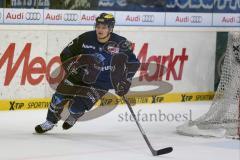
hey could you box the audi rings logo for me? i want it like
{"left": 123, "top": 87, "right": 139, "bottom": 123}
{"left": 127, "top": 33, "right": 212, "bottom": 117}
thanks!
{"left": 25, "top": 12, "right": 41, "bottom": 20}
{"left": 64, "top": 13, "right": 79, "bottom": 21}
{"left": 142, "top": 15, "right": 155, "bottom": 23}
{"left": 237, "top": 16, "right": 240, "bottom": 23}
{"left": 190, "top": 16, "right": 202, "bottom": 23}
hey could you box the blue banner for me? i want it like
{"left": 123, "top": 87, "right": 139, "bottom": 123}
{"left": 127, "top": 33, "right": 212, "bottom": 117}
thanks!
{"left": 95, "top": 0, "right": 240, "bottom": 13}
{"left": 97, "top": 0, "right": 166, "bottom": 12}
{"left": 213, "top": 0, "right": 240, "bottom": 13}
{"left": 166, "top": 0, "right": 214, "bottom": 12}
{"left": 93, "top": 0, "right": 240, "bottom": 13}
{"left": 10, "top": 0, "right": 50, "bottom": 9}
{"left": 0, "top": 0, "right": 3, "bottom": 7}
{"left": 6, "top": 0, "right": 240, "bottom": 13}
{"left": 166, "top": 0, "right": 240, "bottom": 13}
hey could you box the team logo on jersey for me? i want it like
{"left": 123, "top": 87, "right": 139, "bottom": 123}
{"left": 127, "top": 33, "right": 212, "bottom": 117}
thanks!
{"left": 104, "top": 41, "right": 119, "bottom": 54}
{"left": 107, "top": 46, "right": 119, "bottom": 54}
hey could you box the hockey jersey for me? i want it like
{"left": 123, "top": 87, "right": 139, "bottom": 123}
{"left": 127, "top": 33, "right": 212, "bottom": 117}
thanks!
{"left": 60, "top": 30, "right": 140, "bottom": 90}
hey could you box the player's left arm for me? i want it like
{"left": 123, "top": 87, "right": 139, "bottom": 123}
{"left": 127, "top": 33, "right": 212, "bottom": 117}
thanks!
{"left": 122, "top": 40, "right": 140, "bottom": 80}
{"left": 113, "top": 40, "right": 140, "bottom": 96}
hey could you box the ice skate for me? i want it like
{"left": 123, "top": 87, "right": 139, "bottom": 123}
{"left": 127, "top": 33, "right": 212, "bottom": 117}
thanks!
{"left": 62, "top": 112, "right": 84, "bottom": 130}
{"left": 35, "top": 120, "right": 55, "bottom": 134}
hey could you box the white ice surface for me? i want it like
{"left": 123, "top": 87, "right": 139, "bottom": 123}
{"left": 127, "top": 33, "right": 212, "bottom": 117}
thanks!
{"left": 0, "top": 101, "right": 239, "bottom": 160}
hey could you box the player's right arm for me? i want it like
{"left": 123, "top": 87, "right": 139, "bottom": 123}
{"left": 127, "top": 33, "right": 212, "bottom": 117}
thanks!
{"left": 60, "top": 34, "right": 85, "bottom": 67}
{"left": 59, "top": 34, "right": 87, "bottom": 84}
{"left": 60, "top": 33, "right": 101, "bottom": 84}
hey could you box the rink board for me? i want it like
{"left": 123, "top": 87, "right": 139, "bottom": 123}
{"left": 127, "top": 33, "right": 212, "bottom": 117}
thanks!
{"left": 0, "top": 92, "right": 214, "bottom": 111}
{"left": 0, "top": 25, "right": 218, "bottom": 110}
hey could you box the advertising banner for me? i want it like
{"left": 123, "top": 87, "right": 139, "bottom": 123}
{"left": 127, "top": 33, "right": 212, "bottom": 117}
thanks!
{"left": 119, "top": 30, "right": 216, "bottom": 93}
{"left": 213, "top": 13, "right": 240, "bottom": 26}
{"left": 10, "top": 0, "right": 50, "bottom": 9}
{"left": 166, "top": 0, "right": 240, "bottom": 13}
{"left": 166, "top": 0, "right": 214, "bottom": 12}
{"left": 166, "top": 12, "right": 212, "bottom": 26}
{"left": 49, "top": 0, "right": 240, "bottom": 13}
{"left": 115, "top": 11, "right": 165, "bottom": 26}
{"left": 43, "top": 9, "right": 81, "bottom": 25}
{"left": 213, "top": 0, "right": 240, "bottom": 13}
{"left": 0, "top": 8, "right": 239, "bottom": 27}
{"left": 0, "top": 8, "right": 3, "bottom": 23}
{"left": 0, "top": 30, "right": 48, "bottom": 100}
{"left": 0, "top": 28, "right": 216, "bottom": 101}
{"left": 79, "top": 10, "right": 115, "bottom": 25}
{"left": 3, "top": 8, "right": 44, "bottom": 24}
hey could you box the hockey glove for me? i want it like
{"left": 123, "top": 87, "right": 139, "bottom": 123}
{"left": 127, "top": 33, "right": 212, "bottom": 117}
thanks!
{"left": 63, "top": 56, "right": 82, "bottom": 76}
{"left": 115, "top": 78, "right": 131, "bottom": 96}
{"left": 63, "top": 55, "right": 101, "bottom": 84}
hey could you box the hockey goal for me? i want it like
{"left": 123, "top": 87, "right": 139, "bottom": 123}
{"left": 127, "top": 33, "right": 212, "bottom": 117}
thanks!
{"left": 177, "top": 32, "right": 240, "bottom": 138}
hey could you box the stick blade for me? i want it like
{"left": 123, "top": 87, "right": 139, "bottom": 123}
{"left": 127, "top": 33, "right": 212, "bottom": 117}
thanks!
{"left": 153, "top": 147, "right": 173, "bottom": 156}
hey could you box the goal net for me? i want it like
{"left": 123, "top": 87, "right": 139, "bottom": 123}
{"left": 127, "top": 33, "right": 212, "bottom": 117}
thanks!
{"left": 177, "top": 32, "right": 240, "bottom": 138}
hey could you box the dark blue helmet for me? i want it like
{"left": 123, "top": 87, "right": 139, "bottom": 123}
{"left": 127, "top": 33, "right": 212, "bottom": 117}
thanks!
{"left": 95, "top": 13, "right": 115, "bottom": 29}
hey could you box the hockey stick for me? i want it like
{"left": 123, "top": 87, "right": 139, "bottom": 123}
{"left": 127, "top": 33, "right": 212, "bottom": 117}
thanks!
{"left": 122, "top": 95, "right": 173, "bottom": 156}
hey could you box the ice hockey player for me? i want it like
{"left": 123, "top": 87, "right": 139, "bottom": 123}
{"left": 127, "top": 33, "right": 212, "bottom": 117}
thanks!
{"left": 35, "top": 13, "right": 140, "bottom": 133}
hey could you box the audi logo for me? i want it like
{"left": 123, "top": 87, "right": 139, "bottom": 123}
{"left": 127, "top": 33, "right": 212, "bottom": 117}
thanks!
{"left": 64, "top": 13, "right": 79, "bottom": 21}
{"left": 25, "top": 12, "right": 41, "bottom": 20}
{"left": 237, "top": 16, "right": 240, "bottom": 23}
{"left": 190, "top": 16, "right": 202, "bottom": 23}
{"left": 142, "top": 15, "right": 155, "bottom": 23}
